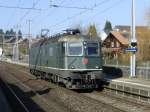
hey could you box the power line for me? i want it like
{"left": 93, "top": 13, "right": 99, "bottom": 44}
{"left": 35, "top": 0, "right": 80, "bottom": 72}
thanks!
{"left": 0, "top": 5, "right": 41, "bottom": 10}
{"left": 34, "top": 0, "right": 68, "bottom": 34}
{"left": 86, "top": 0, "right": 123, "bottom": 22}
{"left": 16, "top": 0, "right": 41, "bottom": 25}
{"left": 7, "top": 0, "right": 22, "bottom": 28}
{"left": 50, "top": 0, "right": 123, "bottom": 34}
{"left": 49, "top": 0, "right": 112, "bottom": 28}
{"left": 36, "top": 0, "right": 67, "bottom": 23}
{"left": 8, "top": 0, "right": 41, "bottom": 40}
{"left": 35, "top": 0, "right": 112, "bottom": 34}
{"left": 50, "top": 4, "right": 93, "bottom": 10}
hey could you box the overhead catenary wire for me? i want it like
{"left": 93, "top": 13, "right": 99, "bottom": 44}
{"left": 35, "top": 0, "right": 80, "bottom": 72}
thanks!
{"left": 50, "top": 4, "right": 93, "bottom": 10}
{"left": 86, "top": 0, "right": 123, "bottom": 23}
{"left": 35, "top": 0, "right": 112, "bottom": 35}
{"left": 49, "top": 0, "right": 112, "bottom": 28}
{"left": 5, "top": 0, "right": 125, "bottom": 37}
{"left": 7, "top": 0, "right": 22, "bottom": 27}
{"left": 34, "top": 0, "right": 67, "bottom": 24}
{"left": 50, "top": 0, "right": 123, "bottom": 34}
{"left": 0, "top": 5, "right": 41, "bottom": 10}
{"left": 9, "top": 0, "right": 41, "bottom": 40}
{"left": 34, "top": 0, "right": 68, "bottom": 34}
{"left": 16, "top": 0, "right": 41, "bottom": 26}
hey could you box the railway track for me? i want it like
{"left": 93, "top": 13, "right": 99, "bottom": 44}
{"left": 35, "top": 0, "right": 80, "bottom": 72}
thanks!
{"left": 1, "top": 62, "right": 123, "bottom": 112}
{"left": 0, "top": 78, "right": 29, "bottom": 112}
{"left": 0, "top": 62, "right": 69, "bottom": 112}
{"left": 1, "top": 62, "right": 150, "bottom": 112}
{"left": 82, "top": 91, "right": 150, "bottom": 112}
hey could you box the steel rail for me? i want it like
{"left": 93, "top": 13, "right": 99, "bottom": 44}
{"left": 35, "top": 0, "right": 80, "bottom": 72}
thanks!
{"left": 0, "top": 78, "right": 30, "bottom": 112}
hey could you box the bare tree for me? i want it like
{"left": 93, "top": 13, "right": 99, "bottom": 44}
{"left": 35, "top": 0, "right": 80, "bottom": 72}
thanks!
{"left": 87, "top": 24, "right": 98, "bottom": 37}
{"left": 145, "top": 8, "right": 150, "bottom": 26}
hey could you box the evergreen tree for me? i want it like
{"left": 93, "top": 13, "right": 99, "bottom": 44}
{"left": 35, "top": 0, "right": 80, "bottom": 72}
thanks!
{"left": 5, "top": 30, "right": 10, "bottom": 39}
{"left": 87, "top": 24, "right": 98, "bottom": 37}
{"left": 18, "top": 30, "right": 22, "bottom": 39}
{"left": 9, "top": 28, "right": 15, "bottom": 38}
{"left": 104, "top": 21, "right": 112, "bottom": 34}
{"left": 36, "top": 34, "right": 40, "bottom": 39}
{"left": 0, "top": 29, "right": 4, "bottom": 34}
{"left": 5, "top": 28, "right": 16, "bottom": 39}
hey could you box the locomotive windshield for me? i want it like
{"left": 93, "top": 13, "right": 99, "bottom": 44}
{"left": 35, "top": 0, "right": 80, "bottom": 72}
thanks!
{"left": 87, "top": 43, "right": 99, "bottom": 56}
{"left": 68, "top": 42, "right": 83, "bottom": 56}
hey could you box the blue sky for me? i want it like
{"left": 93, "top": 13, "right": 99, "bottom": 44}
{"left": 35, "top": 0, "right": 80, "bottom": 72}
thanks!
{"left": 0, "top": 0, "right": 149, "bottom": 37}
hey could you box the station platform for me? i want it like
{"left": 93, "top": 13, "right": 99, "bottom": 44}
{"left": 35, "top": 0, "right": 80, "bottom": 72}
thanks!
{"left": 0, "top": 86, "right": 12, "bottom": 112}
{"left": 104, "top": 77, "right": 150, "bottom": 102}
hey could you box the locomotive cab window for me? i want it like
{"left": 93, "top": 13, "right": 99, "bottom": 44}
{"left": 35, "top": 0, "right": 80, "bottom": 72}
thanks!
{"left": 87, "top": 43, "right": 99, "bottom": 56}
{"left": 68, "top": 42, "right": 83, "bottom": 56}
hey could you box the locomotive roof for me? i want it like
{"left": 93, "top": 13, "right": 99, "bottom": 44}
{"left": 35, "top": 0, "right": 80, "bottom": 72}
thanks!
{"left": 31, "top": 34, "right": 101, "bottom": 47}
{"left": 58, "top": 34, "right": 100, "bottom": 42}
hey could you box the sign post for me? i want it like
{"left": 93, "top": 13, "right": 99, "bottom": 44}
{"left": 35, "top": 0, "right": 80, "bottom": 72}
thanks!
{"left": 130, "top": 0, "right": 137, "bottom": 77}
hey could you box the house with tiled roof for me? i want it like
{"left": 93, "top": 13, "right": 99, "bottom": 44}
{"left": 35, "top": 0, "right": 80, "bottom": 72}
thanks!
{"left": 114, "top": 25, "right": 150, "bottom": 38}
{"left": 102, "top": 31, "right": 129, "bottom": 59}
{"left": 114, "top": 25, "right": 150, "bottom": 32}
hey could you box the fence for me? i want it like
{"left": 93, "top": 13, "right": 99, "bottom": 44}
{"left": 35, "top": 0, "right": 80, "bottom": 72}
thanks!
{"left": 103, "top": 64, "right": 150, "bottom": 80}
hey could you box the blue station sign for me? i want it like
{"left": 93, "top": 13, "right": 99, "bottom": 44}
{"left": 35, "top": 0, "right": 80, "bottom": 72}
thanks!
{"left": 125, "top": 48, "right": 137, "bottom": 52}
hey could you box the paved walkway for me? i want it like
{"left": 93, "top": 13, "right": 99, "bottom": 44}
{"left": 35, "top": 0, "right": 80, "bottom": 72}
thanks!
{"left": 105, "top": 77, "right": 150, "bottom": 101}
{"left": 109, "top": 77, "right": 150, "bottom": 87}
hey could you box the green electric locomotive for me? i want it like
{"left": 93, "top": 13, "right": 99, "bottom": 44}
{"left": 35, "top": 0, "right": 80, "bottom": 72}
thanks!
{"left": 29, "top": 29, "right": 103, "bottom": 89}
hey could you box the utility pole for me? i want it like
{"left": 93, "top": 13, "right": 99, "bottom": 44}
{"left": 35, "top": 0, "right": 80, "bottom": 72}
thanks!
{"left": 130, "top": 0, "right": 137, "bottom": 77}
{"left": 2, "top": 34, "right": 4, "bottom": 56}
{"left": 28, "top": 20, "right": 32, "bottom": 49}
{"left": 27, "top": 20, "right": 32, "bottom": 64}
{"left": 16, "top": 27, "right": 19, "bottom": 62}
{"left": 13, "top": 25, "right": 20, "bottom": 62}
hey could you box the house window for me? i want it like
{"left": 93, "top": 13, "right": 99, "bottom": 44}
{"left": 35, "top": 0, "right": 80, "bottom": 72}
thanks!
{"left": 111, "top": 42, "right": 114, "bottom": 47}
{"left": 116, "top": 41, "right": 120, "bottom": 47}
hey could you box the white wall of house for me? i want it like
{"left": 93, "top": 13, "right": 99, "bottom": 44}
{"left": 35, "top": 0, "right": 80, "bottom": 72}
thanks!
{"left": 100, "top": 31, "right": 107, "bottom": 41}
{"left": 0, "top": 48, "right": 2, "bottom": 56}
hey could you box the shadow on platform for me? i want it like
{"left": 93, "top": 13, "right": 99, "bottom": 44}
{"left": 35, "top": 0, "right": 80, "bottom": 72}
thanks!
{"left": 103, "top": 66, "right": 123, "bottom": 79}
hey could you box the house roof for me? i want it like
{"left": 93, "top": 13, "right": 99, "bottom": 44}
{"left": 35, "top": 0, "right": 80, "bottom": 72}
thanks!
{"left": 5, "top": 37, "right": 22, "bottom": 43}
{"left": 4, "top": 37, "right": 16, "bottom": 43}
{"left": 18, "top": 38, "right": 29, "bottom": 44}
{"left": 114, "top": 25, "right": 150, "bottom": 32}
{"left": 114, "top": 25, "right": 130, "bottom": 31}
{"left": 106, "top": 31, "right": 129, "bottom": 45}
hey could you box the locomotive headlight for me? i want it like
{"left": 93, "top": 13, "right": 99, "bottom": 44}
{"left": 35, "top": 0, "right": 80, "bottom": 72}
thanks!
{"left": 71, "top": 66, "right": 75, "bottom": 69}
{"left": 95, "top": 66, "right": 99, "bottom": 69}
{"left": 83, "top": 41, "right": 87, "bottom": 45}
